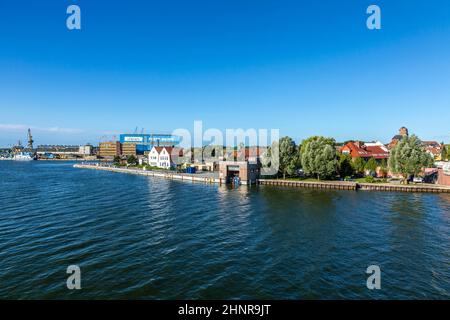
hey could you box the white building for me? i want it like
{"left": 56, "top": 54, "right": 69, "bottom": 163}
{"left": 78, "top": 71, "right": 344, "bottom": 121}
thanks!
{"left": 78, "top": 144, "right": 93, "bottom": 155}
{"left": 148, "top": 146, "right": 183, "bottom": 169}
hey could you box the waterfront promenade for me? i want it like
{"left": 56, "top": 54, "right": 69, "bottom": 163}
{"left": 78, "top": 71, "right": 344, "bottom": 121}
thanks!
{"left": 74, "top": 163, "right": 221, "bottom": 184}
{"left": 74, "top": 163, "right": 450, "bottom": 193}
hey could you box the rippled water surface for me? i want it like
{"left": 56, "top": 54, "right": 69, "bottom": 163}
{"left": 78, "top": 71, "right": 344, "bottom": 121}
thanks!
{"left": 0, "top": 161, "right": 449, "bottom": 299}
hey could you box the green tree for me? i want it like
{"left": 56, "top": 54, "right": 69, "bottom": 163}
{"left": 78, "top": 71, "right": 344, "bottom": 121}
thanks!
{"left": 441, "top": 143, "right": 448, "bottom": 161}
{"left": 338, "top": 153, "right": 355, "bottom": 178}
{"left": 300, "top": 136, "right": 336, "bottom": 155}
{"left": 278, "top": 136, "right": 299, "bottom": 179}
{"left": 113, "top": 155, "right": 121, "bottom": 165}
{"left": 353, "top": 157, "right": 366, "bottom": 175}
{"left": 388, "top": 135, "right": 434, "bottom": 183}
{"left": 301, "top": 136, "right": 337, "bottom": 180}
{"left": 364, "top": 157, "right": 378, "bottom": 174}
{"left": 127, "top": 155, "right": 138, "bottom": 165}
{"left": 378, "top": 158, "right": 388, "bottom": 178}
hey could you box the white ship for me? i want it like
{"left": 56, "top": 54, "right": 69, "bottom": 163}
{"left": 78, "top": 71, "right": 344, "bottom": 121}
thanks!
{"left": 5, "top": 129, "right": 37, "bottom": 161}
{"left": 12, "top": 152, "right": 34, "bottom": 161}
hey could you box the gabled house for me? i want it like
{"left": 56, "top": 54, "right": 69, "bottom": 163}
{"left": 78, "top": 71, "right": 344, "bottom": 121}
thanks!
{"left": 148, "top": 146, "right": 183, "bottom": 169}
{"left": 363, "top": 141, "right": 389, "bottom": 152}
{"left": 364, "top": 146, "right": 390, "bottom": 159}
{"left": 340, "top": 141, "right": 389, "bottom": 160}
{"left": 340, "top": 141, "right": 390, "bottom": 177}
{"left": 340, "top": 141, "right": 372, "bottom": 159}
{"left": 422, "top": 141, "right": 442, "bottom": 160}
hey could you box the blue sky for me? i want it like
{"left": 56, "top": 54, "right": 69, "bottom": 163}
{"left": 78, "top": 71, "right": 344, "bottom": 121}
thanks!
{"left": 0, "top": 0, "right": 450, "bottom": 146}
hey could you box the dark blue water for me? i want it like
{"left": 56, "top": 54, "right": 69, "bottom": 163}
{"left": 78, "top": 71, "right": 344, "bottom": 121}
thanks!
{"left": 0, "top": 161, "right": 449, "bottom": 299}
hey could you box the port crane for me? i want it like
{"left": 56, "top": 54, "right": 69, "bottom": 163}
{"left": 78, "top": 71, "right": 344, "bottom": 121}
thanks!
{"left": 27, "top": 128, "right": 34, "bottom": 150}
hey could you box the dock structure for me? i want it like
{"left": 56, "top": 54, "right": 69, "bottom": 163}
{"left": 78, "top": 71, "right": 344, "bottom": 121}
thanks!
{"left": 258, "top": 179, "right": 450, "bottom": 193}
{"left": 73, "top": 163, "right": 222, "bottom": 185}
{"left": 258, "top": 179, "right": 357, "bottom": 190}
{"left": 356, "top": 182, "right": 450, "bottom": 193}
{"left": 73, "top": 164, "right": 450, "bottom": 193}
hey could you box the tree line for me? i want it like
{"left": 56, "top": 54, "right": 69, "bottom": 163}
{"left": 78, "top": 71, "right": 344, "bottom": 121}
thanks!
{"left": 271, "top": 135, "right": 434, "bottom": 182}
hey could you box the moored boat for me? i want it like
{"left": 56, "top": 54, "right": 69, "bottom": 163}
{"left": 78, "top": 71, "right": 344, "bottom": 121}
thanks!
{"left": 12, "top": 152, "right": 35, "bottom": 161}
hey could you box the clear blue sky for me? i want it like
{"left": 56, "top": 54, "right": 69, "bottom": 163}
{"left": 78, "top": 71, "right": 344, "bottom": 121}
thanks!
{"left": 1, "top": 0, "right": 450, "bottom": 146}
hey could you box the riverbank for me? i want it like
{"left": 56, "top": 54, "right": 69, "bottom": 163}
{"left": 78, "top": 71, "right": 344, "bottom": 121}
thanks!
{"left": 74, "top": 163, "right": 450, "bottom": 193}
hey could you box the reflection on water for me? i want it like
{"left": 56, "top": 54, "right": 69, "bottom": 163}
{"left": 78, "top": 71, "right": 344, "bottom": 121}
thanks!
{"left": 0, "top": 161, "right": 449, "bottom": 299}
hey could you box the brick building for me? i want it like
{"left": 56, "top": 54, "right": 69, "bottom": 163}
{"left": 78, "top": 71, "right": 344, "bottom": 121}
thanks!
{"left": 218, "top": 160, "right": 260, "bottom": 185}
{"left": 438, "top": 164, "right": 450, "bottom": 186}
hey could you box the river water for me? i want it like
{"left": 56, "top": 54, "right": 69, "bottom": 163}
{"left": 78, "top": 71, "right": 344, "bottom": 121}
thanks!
{"left": 0, "top": 161, "right": 449, "bottom": 299}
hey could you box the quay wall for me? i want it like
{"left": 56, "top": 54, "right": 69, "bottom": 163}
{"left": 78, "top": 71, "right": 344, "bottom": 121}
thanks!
{"left": 73, "top": 164, "right": 450, "bottom": 193}
{"left": 258, "top": 179, "right": 357, "bottom": 191}
{"left": 258, "top": 179, "right": 450, "bottom": 193}
{"left": 73, "top": 164, "right": 222, "bottom": 184}
{"left": 356, "top": 182, "right": 450, "bottom": 193}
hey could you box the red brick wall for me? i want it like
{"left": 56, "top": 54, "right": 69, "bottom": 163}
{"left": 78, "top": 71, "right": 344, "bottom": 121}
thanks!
{"left": 438, "top": 169, "right": 450, "bottom": 186}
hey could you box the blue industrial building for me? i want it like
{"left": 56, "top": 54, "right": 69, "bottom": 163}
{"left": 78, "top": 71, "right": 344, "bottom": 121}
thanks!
{"left": 119, "top": 134, "right": 180, "bottom": 154}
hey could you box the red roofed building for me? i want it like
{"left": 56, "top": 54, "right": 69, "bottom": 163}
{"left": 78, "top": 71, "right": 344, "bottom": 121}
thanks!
{"left": 422, "top": 141, "right": 443, "bottom": 160}
{"left": 388, "top": 127, "right": 409, "bottom": 149}
{"left": 341, "top": 141, "right": 389, "bottom": 160}
{"left": 231, "top": 146, "right": 266, "bottom": 162}
{"left": 364, "top": 145, "right": 390, "bottom": 159}
{"left": 340, "top": 142, "right": 367, "bottom": 158}
{"left": 340, "top": 141, "right": 390, "bottom": 177}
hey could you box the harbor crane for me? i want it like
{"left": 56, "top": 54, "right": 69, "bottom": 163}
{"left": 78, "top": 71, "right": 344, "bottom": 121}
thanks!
{"left": 27, "top": 128, "right": 34, "bottom": 150}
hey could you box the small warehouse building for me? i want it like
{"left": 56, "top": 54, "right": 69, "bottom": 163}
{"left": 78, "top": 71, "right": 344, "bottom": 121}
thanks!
{"left": 219, "top": 160, "right": 260, "bottom": 185}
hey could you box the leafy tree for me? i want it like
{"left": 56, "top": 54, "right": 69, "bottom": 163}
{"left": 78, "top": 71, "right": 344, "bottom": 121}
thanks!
{"left": 113, "top": 155, "right": 121, "bottom": 165}
{"left": 338, "top": 153, "right": 355, "bottom": 178}
{"left": 301, "top": 136, "right": 337, "bottom": 180}
{"left": 378, "top": 158, "right": 388, "bottom": 178}
{"left": 441, "top": 143, "right": 448, "bottom": 161}
{"left": 388, "top": 134, "right": 434, "bottom": 183}
{"left": 300, "top": 136, "right": 336, "bottom": 155}
{"left": 364, "top": 157, "right": 378, "bottom": 173}
{"left": 278, "top": 136, "right": 299, "bottom": 179}
{"left": 353, "top": 157, "right": 366, "bottom": 175}
{"left": 127, "top": 155, "right": 138, "bottom": 165}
